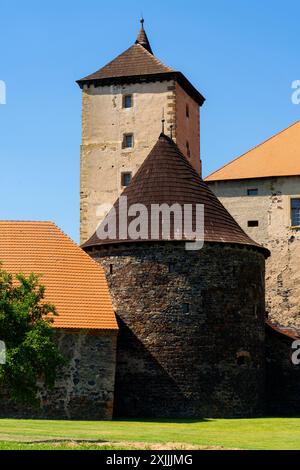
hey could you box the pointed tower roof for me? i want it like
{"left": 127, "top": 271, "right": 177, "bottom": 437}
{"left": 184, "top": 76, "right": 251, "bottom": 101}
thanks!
{"left": 77, "top": 20, "right": 205, "bottom": 106}
{"left": 82, "top": 134, "right": 269, "bottom": 257}
{"left": 135, "top": 17, "right": 153, "bottom": 54}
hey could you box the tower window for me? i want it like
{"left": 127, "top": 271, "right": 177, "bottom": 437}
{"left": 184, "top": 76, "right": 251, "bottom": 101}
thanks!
{"left": 168, "top": 262, "right": 175, "bottom": 273}
{"left": 109, "top": 264, "right": 113, "bottom": 274}
{"left": 291, "top": 198, "right": 300, "bottom": 226}
{"left": 186, "top": 141, "right": 191, "bottom": 158}
{"left": 121, "top": 172, "right": 132, "bottom": 187}
{"left": 247, "top": 188, "right": 258, "bottom": 196}
{"left": 248, "top": 220, "right": 259, "bottom": 227}
{"left": 123, "top": 94, "right": 133, "bottom": 109}
{"left": 186, "top": 104, "right": 189, "bottom": 118}
{"left": 182, "top": 303, "right": 190, "bottom": 314}
{"left": 123, "top": 133, "right": 134, "bottom": 149}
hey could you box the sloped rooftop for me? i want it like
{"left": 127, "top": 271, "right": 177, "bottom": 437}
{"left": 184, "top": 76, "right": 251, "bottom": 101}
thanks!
{"left": 82, "top": 134, "right": 269, "bottom": 257}
{"left": 205, "top": 120, "right": 300, "bottom": 181}
{"left": 0, "top": 221, "right": 117, "bottom": 330}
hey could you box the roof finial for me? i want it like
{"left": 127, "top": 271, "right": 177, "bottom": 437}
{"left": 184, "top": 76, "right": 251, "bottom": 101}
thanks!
{"left": 135, "top": 17, "right": 153, "bottom": 54}
{"left": 161, "top": 109, "right": 165, "bottom": 134}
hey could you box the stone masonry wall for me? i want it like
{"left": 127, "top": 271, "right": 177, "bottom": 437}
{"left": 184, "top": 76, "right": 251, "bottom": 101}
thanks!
{"left": 266, "top": 325, "right": 300, "bottom": 415}
{"left": 207, "top": 176, "right": 300, "bottom": 328}
{"left": 90, "top": 242, "right": 266, "bottom": 418}
{"left": 0, "top": 331, "right": 117, "bottom": 420}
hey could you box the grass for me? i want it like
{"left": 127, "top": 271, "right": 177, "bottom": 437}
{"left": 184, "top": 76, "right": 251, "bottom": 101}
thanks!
{"left": 0, "top": 417, "right": 300, "bottom": 450}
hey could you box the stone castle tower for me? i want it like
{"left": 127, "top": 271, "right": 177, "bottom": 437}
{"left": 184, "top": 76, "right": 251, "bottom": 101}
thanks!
{"left": 77, "top": 19, "right": 205, "bottom": 244}
{"left": 83, "top": 134, "right": 269, "bottom": 418}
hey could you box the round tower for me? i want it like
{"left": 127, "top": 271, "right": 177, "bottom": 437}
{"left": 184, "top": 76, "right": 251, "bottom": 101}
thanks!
{"left": 83, "top": 134, "right": 270, "bottom": 418}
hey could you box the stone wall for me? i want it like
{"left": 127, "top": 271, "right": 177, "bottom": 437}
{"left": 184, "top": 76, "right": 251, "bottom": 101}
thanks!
{"left": 80, "top": 81, "right": 201, "bottom": 243}
{"left": 207, "top": 176, "right": 300, "bottom": 328}
{"left": 90, "top": 242, "right": 266, "bottom": 418}
{"left": 0, "top": 330, "right": 117, "bottom": 420}
{"left": 266, "top": 323, "right": 300, "bottom": 415}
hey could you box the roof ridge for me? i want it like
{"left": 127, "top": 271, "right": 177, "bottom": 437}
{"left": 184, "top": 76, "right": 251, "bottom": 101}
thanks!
{"left": 205, "top": 120, "right": 300, "bottom": 181}
{"left": 135, "top": 43, "right": 174, "bottom": 71}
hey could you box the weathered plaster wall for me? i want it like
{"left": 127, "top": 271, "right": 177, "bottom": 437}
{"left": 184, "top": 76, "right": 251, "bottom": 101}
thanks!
{"left": 0, "top": 331, "right": 117, "bottom": 420}
{"left": 90, "top": 242, "right": 266, "bottom": 418}
{"left": 80, "top": 81, "right": 200, "bottom": 243}
{"left": 207, "top": 176, "right": 300, "bottom": 328}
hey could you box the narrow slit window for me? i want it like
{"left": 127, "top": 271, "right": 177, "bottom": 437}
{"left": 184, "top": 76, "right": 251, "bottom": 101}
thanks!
{"left": 248, "top": 220, "right": 259, "bottom": 227}
{"left": 109, "top": 264, "right": 113, "bottom": 274}
{"left": 186, "top": 104, "right": 190, "bottom": 118}
{"left": 186, "top": 141, "right": 191, "bottom": 158}
{"left": 123, "top": 94, "right": 133, "bottom": 109}
{"left": 121, "top": 172, "right": 132, "bottom": 187}
{"left": 182, "top": 303, "right": 190, "bottom": 314}
{"left": 291, "top": 198, "right": 300, "bottom": 226}
{"left": 168, "top": 262, "right": 175, "bottom": 273}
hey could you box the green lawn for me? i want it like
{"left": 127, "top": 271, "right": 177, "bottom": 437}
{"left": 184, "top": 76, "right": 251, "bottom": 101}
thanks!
{"left": 0, "top": 417, "right": 299, "bottom": 450}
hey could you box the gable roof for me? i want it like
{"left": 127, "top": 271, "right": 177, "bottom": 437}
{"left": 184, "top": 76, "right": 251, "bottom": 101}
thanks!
{"left": 82, "top": 134, "right": 269, "bottom": 257}
{"left": 0, "top": 221, "right": 117, "bottom": 331}
{"left": 205, "top": 120, "right": 300, "bottom": 182}
{"left": 76, "top": 24, "right": 205, "bottom": 106}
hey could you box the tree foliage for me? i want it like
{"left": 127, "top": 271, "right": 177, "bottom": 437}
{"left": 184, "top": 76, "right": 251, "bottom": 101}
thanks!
{"left": 0, "top": 268, "right": 65, "bottom": 405}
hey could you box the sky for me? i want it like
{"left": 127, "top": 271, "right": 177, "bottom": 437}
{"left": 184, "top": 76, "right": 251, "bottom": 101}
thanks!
{"left": 0, "top": 0, "right": 299, "bottom": 242}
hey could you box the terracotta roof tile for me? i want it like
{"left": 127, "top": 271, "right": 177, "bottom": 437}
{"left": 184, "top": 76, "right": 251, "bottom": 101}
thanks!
{"left": 205, "top": 120, "right": 300, "bottom": 181}
{"left": 82, "top": 134, "right": 269, "bottom": 257}
{"left": 0, "top": 221, "right": 117, "bottom": 330}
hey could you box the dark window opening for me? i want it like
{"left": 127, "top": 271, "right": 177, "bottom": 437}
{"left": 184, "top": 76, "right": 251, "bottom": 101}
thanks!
{"left": 168, "top": 262, "right": 175, "bottom": 273}
{"left": 291, "top": 198, "right": 300, "bottom": 226}
{"left": 237, "top": 356, "right": 245, "bottom": 366}
{"left": 247, "top": 188, "right": 258, "bottom": 196}
{"left": 121, "top": 172, "right": 132, "bottom": 187}
{"left": 109, "top": 264, "right": 113, "bottom": 274}
{"left": 182, "top": 303, "right": 190, "bottom": 314}
{"left": 123, "top": 133, "right": 134, "bottom": 149}
{"left": 186, "top": 104, "right": 190, "bottom": 118}
{"left": 248, "top": 220, "right": 259, "bottom": 227}
{"left": 123, "top": 94, "right": 133, "bottom": 108}
{"left": 186, "top": 141, "right": 191, "bottom": 158}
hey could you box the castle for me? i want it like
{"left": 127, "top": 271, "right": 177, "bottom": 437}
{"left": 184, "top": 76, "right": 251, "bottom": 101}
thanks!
{"left": 0, "top": 20, "right": 300, "bottom": 420}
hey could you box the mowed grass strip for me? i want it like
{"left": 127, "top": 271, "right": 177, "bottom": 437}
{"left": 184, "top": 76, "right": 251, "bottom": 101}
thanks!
{"left": 0, "top": 418, "right": 300, "bottom": 450}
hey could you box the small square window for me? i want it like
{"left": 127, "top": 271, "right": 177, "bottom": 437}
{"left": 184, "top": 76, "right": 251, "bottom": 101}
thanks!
{"left": 247, "top": 189, "right": 258, "bottom": 196}
{"left": 291, "top": 198, "right": 300, "bottom": 226}
{"left": 182, "top": 303, "right": 190, "bottom": 314}
{"left": 248, "top": 220, "right": 259, "bottom": 227}
{"left": 121, "top": 172, "right": 132, "bottom": 187}
{"left": 123, "top": 134, "right": 134, "bottom": 149}
{"left": 123, "top": 95, "right": 133, "bottom": 109}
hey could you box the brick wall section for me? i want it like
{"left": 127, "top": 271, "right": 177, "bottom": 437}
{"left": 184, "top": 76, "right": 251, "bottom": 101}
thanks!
{"left": 90, "top": 242, "right": 266, "bottom": 418}
{"left": 0, "top": 331, "right": 117, "bottom": 420}
{"left": 266, "top": 326, "right": 300, "bottom": 415}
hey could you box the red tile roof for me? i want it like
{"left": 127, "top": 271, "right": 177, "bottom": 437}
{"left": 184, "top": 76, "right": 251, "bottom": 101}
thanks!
{"left": 82, "top": 134, "right": 269, "bottom": 257}
{"left": 205, "top": 120, "right": 300, "bottom": 181}
{"left": 0, "top": 221, "right": 118, "bottom": 330}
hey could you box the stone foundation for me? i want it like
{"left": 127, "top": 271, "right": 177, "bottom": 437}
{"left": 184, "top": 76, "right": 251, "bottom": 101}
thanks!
{"left": 0, "top": 330, "right": 117, "bottom": 420}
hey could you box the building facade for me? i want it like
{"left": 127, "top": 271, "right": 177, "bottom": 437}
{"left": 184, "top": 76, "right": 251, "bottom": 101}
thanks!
{"left": 206, "top": 121, "right": 300, "bottom": 328}
{"left": 77, "top": 20, "right": 205, "bottom": 244}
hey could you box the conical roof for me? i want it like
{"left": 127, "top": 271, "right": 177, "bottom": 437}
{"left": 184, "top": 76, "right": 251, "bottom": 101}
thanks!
{"left": 135, "top": 18, "right": 153, "bottom": 54}
{"left": 82, "top": 134, "right": 269, "bottom": 257}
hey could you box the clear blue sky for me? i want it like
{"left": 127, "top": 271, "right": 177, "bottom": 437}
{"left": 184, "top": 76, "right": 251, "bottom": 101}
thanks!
{"left": 0, "top": 0, "right": 299, "bottom": 242}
